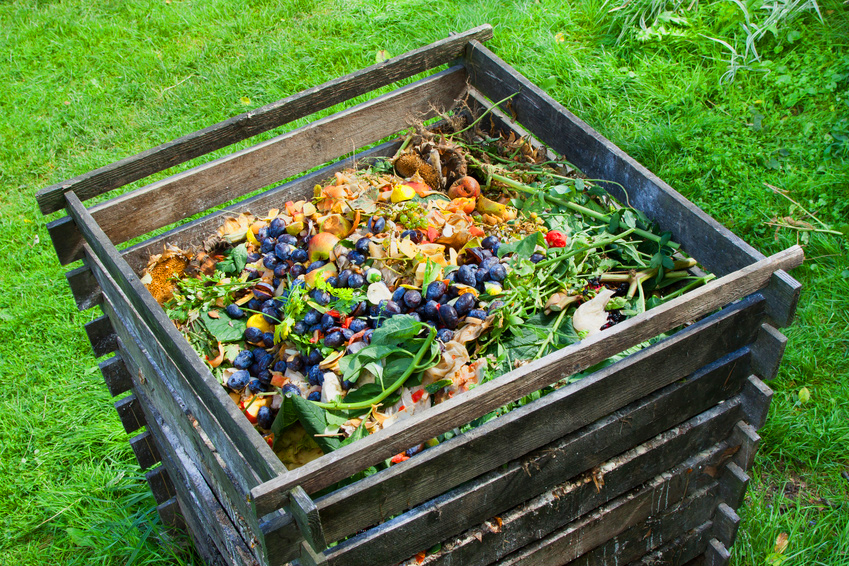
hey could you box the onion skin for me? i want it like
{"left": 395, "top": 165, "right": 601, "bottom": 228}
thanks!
{"left": 448, "top": 176, "right": 481, "bottom": 199}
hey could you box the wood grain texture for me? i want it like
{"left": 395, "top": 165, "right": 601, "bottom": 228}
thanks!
{"left": 120, "top": 139, "right": 401, "bottom": 273}
{"left": 130, "top": 431, "right": 161, "bottom": 470}
{"left": 35, "top": 25, "right": 492, "bottom": 215}
{"left": 729, "top": 421, "right": 760, "bottom": 471}
{"left": 625, "top": 523, "right": 713, "bottom": 566}
{"left": 114, "top": 394, "right": 145, "bottom": 434}
{"left": 95, "top": 277, "right": 270, "bottom": 564}
{"left": 49, "top": 66, "right": 468, "bottom": 265}
{"left": 313, "top": 341, "right": 754, "bottom": 555}
{"left": 751, "top": 323, "right": 788, "bottom": 381}
{"left": 740, "top": 375, "right": 774, "bottom": 430}
{"left": 251, "top": 247, "right": 801, "bottom": 514}
{"left": 289, "top": 486, "right": 327, "bottom": 553}
{"left": 145, "top": 465, "right": 176, "bottom": 505}
{"left": 712, "top": 503, "right": 741, "bottom": 549}
{"left": 84, "top": 314, "right": 118, "bottom": 357}
{"left": 156, "top": 497, "right": 185, "bottom": 531}
{"left": 718, "top": 462, "right": 749, "bottom": 510}
{"left": 65, "top": 264, "right": 101, "bottom": 310}
{"left": 99, "top": 353, "right": 133, "bottom": 397}
{"left": 64, "top": 191, "right": 284, "bottom": 481}
{"left": 704, "top": 539, "right": 731, "bottom": 566}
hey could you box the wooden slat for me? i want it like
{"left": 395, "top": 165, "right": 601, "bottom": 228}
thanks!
{"left": 156, "top": 497, "right": 186, "bottom": 532}
{"left": 704, "top": 539, "right": 731, "bottom": 566}
{"left": 625, "top": 523, "right": 714, "bottom": 566}
{"left": 96, "top": 281, "right": 271, "bottom": 563}
{"left": 718, "top": 462, "right": 749, "bottom": 509}
{"left": 65, "top": 264, "right": 101, "bottom": 310}
{"left": 751, "top": 323, "right": 788, "bottom": 381}
{"left": 120, "top": 139, "right": 401, "bottom": 273}
{"left": 64, "top": 192, "right": 284, "bottom": 482}
{"left": 463, "top": 40, "right": 803, "bottom": 326}
{"left": 729, "top": 421, "right": 760, "bottom": 471}
{"left": 130, "top": 430, "right": 161, "bottom": 470}
{"left": 337, "top": 391, "right": 745, "bottom": 566}
{"left": 145, "top": 465, "right": 176, "bottom": 505}
{"left": 252, "top": 247, "right": 802, "bottom": 514}
{"left": 49, "top": 66, "right": 468, "bottom": 265}
{"left": 99, "top": 353, "right": 133, "bottom": 397}
{"left": 289, "top": 486, "right": 327, "bottom": 553}
{"left": 35, "top": 25, "right": 492, "bottom": 215}
{"left": 497, "top": 483, "right": 718, "bottom": 566}
{"left": 313, "top": 341, "right": 754, "bottom": 555}
{"left": 712, "top": 503, "right": 741, "bottom": 549}
{"left": 84, "top": 314, "right": 117, "bottom": 357}
{"left": 741, "top": 374, "right": 774, "bottom": 430}
{"left": 114, "top": 394, "right": 145, "bottom": 434}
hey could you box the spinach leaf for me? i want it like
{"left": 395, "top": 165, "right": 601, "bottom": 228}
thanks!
{"left": 497, "top": 232, "right": 543, "bottom": 260}
{"left": 216, "top": 243, "right": 248, "bottom": 274}
{"left": 270, "top": 395, "right": 299, "bottom": 450}
{"left": 290, "top": 394, "right": 341, "bottom": 453}
{"left": 371, "top": 315, "right": 423, "bottom": 345}
{"left": 200, "top": 309, "right": 247, "bottom": 342}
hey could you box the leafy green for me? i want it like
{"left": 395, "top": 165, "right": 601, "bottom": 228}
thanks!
{"left": 290, "top": 394, "right": 341, "bottom": 453}
{"left": 216, "top": 243, "right": 248, "bottom": 274}
{"left": 497, "top": 232, "right": 543, "bottom": 260}
{"left": 270, "top": 395, "right": 299, "bottom": 450}
{"left": 425, "top": 379, "right": 452, "bottom": 394}
{"left": 199, "top": 309, "right": 247, "bottom": 342}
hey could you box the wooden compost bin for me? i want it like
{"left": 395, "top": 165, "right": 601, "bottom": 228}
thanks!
{"left": 38, "top": 25, "right": 803, "bottom": 566}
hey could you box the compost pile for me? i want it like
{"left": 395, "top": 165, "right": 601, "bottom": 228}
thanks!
{"left": 145, "top": 119, "right": 713, "bottom": 474}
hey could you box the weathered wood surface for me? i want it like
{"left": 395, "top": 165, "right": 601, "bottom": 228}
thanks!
{"left": 49, "top": 67, "right": 468, "bottom": 265}
{"left": 97, "top": 283, "right": 271, "bottom": 564}
{"left": 718, "top": 461, "right": 749, "bottom": 509}
{"left": 156, "top": 497, "right": 185, "bottom": 531}
{"left": 252, "top": 247, "right": 801, "bottom": 514}
{"left": 84, "top": 314, "right": 118, "bottom": 357}
{"left": 348, "top": 388, "right": 739, "bottom": 566}
{"left": 145, "top": 465, "right": 176, "bottom": 505}
{"left": 65, "top": 264, "right": 101, "bottom": 310}
{"left": 713, "top": 503, "right": 741, "bottom": 550}
{"left": 729, "top": 421, "right": 760, "bottom": 471}
{"left": 751, "top": 323, "right": 788, "bottom": 381}
{"left": 625, "top": 523, "right": 714, "bottom": 566}
{"left": 306, "top": 342, "right": 753, "bottom": 563}
{"left": 741, "top": 374, "right": 774, "bottom": 430}
{"left": 114, "top": 394, "right": 145, "bottom": 434}
{"left": 463, "top": 40, "right": 803, "bottom": 327}
{"left": 65, "top": 192, "right": 284, "bottom": 481}
{"left": 704, "top": 539, "right": 731, "bottom": 566}
{"left": 289, "top": 486, "right": 327, "bottom": 553}
{"left": 99, "top": 353, "right": 133, "bottom": 397}
{"left": 35, "top": 25, "right": 492, "bottom": 215}
{"left": 129, "top": 430, "right": 161, "bottom": 471}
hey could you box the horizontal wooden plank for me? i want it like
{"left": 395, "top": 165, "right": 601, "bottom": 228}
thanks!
{"left": 99, "top": 353, "right": 133, "bottom": 397}
{"left": 84, "top": 314, "right": 117, "bottom": 358}
{"left": 49, "top": 66, "right": 468, "bottom": 265}
{"left": 360, "top": 388, "right": 745, "bottom": 566}
{"left": 35, "top": 25, "right": 492, "bottom": 215}
{"left": 751, "top": 323, "right": 788, "bottom": 381}
{"left": 252, "top": 247, "right": 801, "bottom": 514}
{"left": 120, "top": 139, "right": 401, "bottom": 273}
{"left": 64, "top": 192, "right": 284, "bottom": 482}
{"left": 65, "top": 264, "right": 101, "bottom": 310}
{"left": 625, "top": 522, "right": 714, "bottom": 566}
{"left": 312, "top": 341, "right": 754, "bottom": 556}
{"left": 129, "top": 430, "right": 161, "bottom": 470}
{"left": 145, "top": 465, "right": 176, "bottom": 505}
{"left": 114, "top": 394, "right": 145, "bottom": 434}
{"left": 97, "top": 279, "right": 270, "bottom": 563}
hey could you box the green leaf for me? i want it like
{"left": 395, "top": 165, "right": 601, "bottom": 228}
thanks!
{"left": 425, "top": 379, "right": 452, "bottom": 394}
{"left": 422, "top": 259, "right": 440, "bottom": 289}
{"left": 270, "top": 395, "right": 299, "bottom": 450}
{"left": 216, "top": 243, "right": 248, "bottom": 274}
{"left": 497, "top": 232, "right": 542, "bottom": 260}
{"left": 291, "top": 394, "right": 341, "bottom": 453}
{"left": 413, "top": 193, "right": 450, "bottom": 205}
{"left": 340, "top": 419, "right": 368, "bottom": 447}
{"left": 338, "top": 383, "right": 385, "bottom": 406}
{"left": 371, "top": 315, "right": 423, "bottom": 345}
{"left": 200, "top": 309, "right": 248, "bottom": 342}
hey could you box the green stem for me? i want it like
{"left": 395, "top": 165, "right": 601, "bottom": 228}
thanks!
{"left": 312, "top": 327, "right": 437, "bottom": 411}
{"left": 452, "top": 93, "right": 518, "bottom": 136}
{"left": 661, "top": 274, "right": 717, "bottom": 301}
{"left": 535, "top": 309, "right": 567, "bottom": 359}
{"left": 534, "top": 228, "right": 637, "bottom": 269}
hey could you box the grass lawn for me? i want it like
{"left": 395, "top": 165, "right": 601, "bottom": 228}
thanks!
{"left": 1, "top": 0, "right": 847, "bottom": 564}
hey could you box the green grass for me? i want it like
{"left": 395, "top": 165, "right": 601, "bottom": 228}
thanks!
{"left": 1, "top": 0, "right": 846, "bottom": 564}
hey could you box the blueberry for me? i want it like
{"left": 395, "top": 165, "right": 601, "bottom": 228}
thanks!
{"left": 254, "top": 350, "right": 272, "bottom": 370}
{"left": 248, "top": 379, "right": 268, "bottom": 394}
{"left": 289, "top": 264, "right": 306, "bottom": 278}
{"left": 256, "top": 368, "right": 272, "bottom": 383}
{"left": 423, "top": 300, "right": 440, "bottom": 321}
{"left": 347, "top": 272, "right": 366, "bottom": 288}
{"left": 244, "top": 298, "right": 262, "bottom": 312}
{"left": 306, "top": 349, "right": 323, "bottom": 366}
{"left": 445, "top": 285, "right": 460, "bottom": 300}
{"left": 367, "top": 216, "right": 386, "bottom": 234}
{"left": 425, "top": 281, "right": 447, "bottom": 301}
{"left": 233, "top": 350, "right": 253, "bottom": 370}
{"left": 480, "top": 257, "right": 500, "bottom": 270}
{"left": 348, "top": 318, "right": 368, "bottom": 333}
{"left": 489, "top": 263, "right": 507, "bottom": 282}
{"left": 252, "top": 282, "right": 275, "bottom": 301}
{"left": 530, "top": 252, "right": 545, "bottom": 263}
{"left": 268, "top": 218, "right": 286, "bottom": 239}
{"left": 355, "top": 237, "right": 371, "bottom": 256}
{"left": 261, "top": 237, "right": 277, "bottom": 254}
{"left": 400, "top": 229, "right": 422, "bottom": 243}
{"left": 392, "top": 287, "right": 406, "bottom": 303}
{"left": 281, "top": 384, "right": 302, "bottom": 397}
{"left": 225, "top": 303, "right": 245, "bottom": 319}
{"left": 475, "top": 268, "right": 490, "bottom": 283}
{"left": 275, "top": 242, "right": 292, "bottom": 261}
{"left": 261, "top": 305, "right": 279, "bottom": 325}
{"left": 363, "top": 328, "right": 374, "bottom": 344}
{"left": 245, "top": 269, "right": 261, "bottom": 281}
{"left": 456, "top": 265, "right": 477, "bottom": 287}
{"left": 311, "top": 289, "right": 332, "bottom": 306}
{"left": 279, "top": 234, "right": 298, "bottom": 246}
{"left": 271, "top": 264, "right": 286, "bottom": 280}
{"left": 308, "top": 365, "right": 325, "bottom": 386}
{"left": 307, "top": 391, "right": 322, "bottom": 402}
{"left": 264, "top": 254, "right": 280, "bottom": 271}
{"left": 403, "top": 289, "right": 422, "bottom": 309}
{"left": 246, "top": 252, "right": 262, "bottom": 263}
{"left": 257, "top": 406, "right": 274, "bottom": 429}
{"left": 286, "top": 356, "right": 303, "bottom": 373}
{"left": 320, "top": 313, "right": 336, "bottom": 331}
{"left": 467, "top": 308, "right": 487, "bottom": 320}
{"left": 438, "top": 304, "right": 459, "bottom": 330}
{"left": 306, "top": 260, "right": 327, "bottom": 273}
{"left": 291, "top": 248, "right": 308, "bottom": 263}
{"left": 325, "top": 276, "right": 340, "bottom": 289}
{"left": 436, "top": 328, "right": 454, "bottom": 342}
{"left": 445, "top": 271, "right": 457, "bottom": 284}
{"left": 324, "top": 331, "right": 345, "bottom": 348}
{"left": 303, "top": 309, "right": 321, "bottom": 326}
{"left": 257, "top": 226, "right": 269, "bottom": 240}
{"left": 337, "top": 269, "right": 352, "bottom": 288}
{"left": 488, "top": 300, "right": 505, "bottom": 312}
{"left": 407, "top": 312, "right": 422, "bottom": 323}
{"left": 245, "top": 327, "right": 264, "bottom": 344}
{"left": 348, "top": 251, "right": 366, "bottom": 265}
{"left": 292, "top": 320, "right": 309, "bottom": 335}
{"left": 454, "top": 293, "right": 477, "bottom": 316}
{"left": 227, "top": 370, "right": 250, "bottom": 391}
{"left": 272, "top": 360, "right": 287, "bottom": 373}
{"left": 262, "top": 332, "right": 275, "bottom": 348}
{"left": 382, "top": 300, "right": 402, "bottom": 317}
{"left": 481, "top": 235, "right": 500, "bottom": 251}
